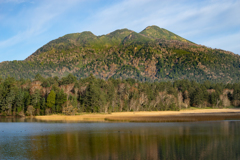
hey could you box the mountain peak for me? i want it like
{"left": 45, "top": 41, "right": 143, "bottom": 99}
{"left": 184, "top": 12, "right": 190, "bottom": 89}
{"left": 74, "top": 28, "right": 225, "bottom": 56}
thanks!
{"left": 140, "top": 25, "right": 191, "bottom": 43}
{"left": 1, "top": 25, "right": 239, "bottom": 83}
{"left": 102, "top": 28, "right": 133, "bottom": 39}
{"left": 144, "top": 25, "right": 161, "bottom": 30}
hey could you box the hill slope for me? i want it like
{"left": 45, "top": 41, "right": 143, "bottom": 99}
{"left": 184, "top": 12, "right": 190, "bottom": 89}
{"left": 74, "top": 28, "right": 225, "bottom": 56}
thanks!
{"left": 140, "top": 25, "right": 192, "bottom": 43}
{"left": 0, "top": 25, "right": 239, "bottom": 83}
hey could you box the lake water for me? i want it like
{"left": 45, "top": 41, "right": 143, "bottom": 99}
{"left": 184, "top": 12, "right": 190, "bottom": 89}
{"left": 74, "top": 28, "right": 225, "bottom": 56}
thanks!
{"left": 0, "top": 118, "right": 240, "bottom": 160}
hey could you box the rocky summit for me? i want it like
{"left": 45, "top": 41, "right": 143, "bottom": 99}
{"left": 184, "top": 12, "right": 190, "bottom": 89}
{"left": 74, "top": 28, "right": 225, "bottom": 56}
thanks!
{"left": 0, "top": 25, "right": 239, "bottom": 83}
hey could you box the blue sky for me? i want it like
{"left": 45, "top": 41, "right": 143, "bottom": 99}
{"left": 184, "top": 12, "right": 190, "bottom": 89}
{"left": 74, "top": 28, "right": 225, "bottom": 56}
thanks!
{"left": 0, "top": 0, "right": 240, "bottom": 62}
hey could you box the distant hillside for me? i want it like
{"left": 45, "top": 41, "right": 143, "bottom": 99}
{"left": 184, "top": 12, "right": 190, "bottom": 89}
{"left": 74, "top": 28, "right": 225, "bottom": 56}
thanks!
{"left": 0, "top": 25, "right": 239, "bottom": 83}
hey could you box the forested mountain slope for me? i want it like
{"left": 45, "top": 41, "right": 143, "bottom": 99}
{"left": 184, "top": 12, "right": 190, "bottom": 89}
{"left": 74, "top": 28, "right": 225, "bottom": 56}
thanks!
{"left": 0, "top": 25, "right": 239, "bottom": 83}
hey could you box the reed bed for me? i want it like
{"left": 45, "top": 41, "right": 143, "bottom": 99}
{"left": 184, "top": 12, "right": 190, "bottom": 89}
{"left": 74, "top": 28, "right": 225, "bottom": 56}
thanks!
{"left": 34, "top": 108, "right": 240, "bottom": 122}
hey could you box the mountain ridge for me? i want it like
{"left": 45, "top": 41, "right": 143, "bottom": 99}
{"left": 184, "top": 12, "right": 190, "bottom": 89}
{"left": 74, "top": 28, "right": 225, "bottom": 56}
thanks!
{"left": 26, "top": 25, "right": 191, "bottom": 61}
{"left": 0, "top": 25, "right": 239, "bottom": 83}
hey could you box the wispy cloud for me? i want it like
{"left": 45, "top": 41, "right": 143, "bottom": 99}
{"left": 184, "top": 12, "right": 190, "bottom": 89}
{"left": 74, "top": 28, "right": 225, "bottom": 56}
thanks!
{"left": 84, "top": 0, "right": 240, "bottom": 54}
{"left": 0, "top": 0, "right": 239, "bottom": 62}
{"left": 39, "top": 0, "right": 240, "bottom": 55}
{"left": 0, "top": 0, "right": 82, "bottom": 48}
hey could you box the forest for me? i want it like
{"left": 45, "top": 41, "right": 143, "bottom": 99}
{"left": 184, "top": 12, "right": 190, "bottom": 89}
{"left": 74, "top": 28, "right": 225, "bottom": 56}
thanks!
{"left": 1, "top": 26, "right": 240, "bottom": 83}
{"left": 0, "top": 73, "right": 240, "bottom": 116}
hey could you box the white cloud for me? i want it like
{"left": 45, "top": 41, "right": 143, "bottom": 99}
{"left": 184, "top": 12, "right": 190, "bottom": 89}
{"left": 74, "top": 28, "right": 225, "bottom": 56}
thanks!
{"left": 0, "top": 0, "right": 83, "bottom": 48}
{"left": 83, "top": 0, "right": 240, "bottom": 54}
{"left": 0, "top": 0, "right": 240, "bottom": 62}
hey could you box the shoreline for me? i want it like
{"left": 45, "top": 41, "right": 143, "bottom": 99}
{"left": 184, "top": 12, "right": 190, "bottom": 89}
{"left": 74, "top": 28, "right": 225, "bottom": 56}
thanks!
{"left": 34, "top": 108, "right": 240, "bottom": 122}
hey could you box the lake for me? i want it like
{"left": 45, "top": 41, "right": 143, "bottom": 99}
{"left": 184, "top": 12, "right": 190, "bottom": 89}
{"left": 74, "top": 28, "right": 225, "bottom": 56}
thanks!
{"left": 0, "top": 118, "right": 240, "bottom": 160}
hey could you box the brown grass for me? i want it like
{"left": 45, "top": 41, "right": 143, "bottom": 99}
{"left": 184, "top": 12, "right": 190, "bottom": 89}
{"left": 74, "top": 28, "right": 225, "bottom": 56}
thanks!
{"left": 35, "top": 108, "right": 240, "bottom": 122}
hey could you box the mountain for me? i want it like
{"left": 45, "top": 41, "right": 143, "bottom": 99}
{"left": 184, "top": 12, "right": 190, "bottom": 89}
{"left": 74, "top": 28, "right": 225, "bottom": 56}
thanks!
{"left": 140, "top": 25, "right": 192, "bottom": 43}
{"left": 0, "top": 25, "right": 239, "bottom": 83}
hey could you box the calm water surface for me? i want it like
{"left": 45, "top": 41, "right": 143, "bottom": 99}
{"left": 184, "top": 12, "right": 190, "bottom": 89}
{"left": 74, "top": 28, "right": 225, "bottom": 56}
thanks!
{"left": 0, "top": 118, "right": 240, "bottom": 160}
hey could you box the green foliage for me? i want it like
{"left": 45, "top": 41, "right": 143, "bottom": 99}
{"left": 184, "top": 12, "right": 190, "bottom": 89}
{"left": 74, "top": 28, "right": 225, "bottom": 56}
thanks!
{"left": 1, "top": 26, "right": 240, "bottom": 115}
{"left": 59, "top": 74, "right": 77, "bottom": 85}
{"left": 31, "top": 90, "right": 41, "bottom": 109}
{"left": 55, "top": 89, "right": 67, "bottom": 112}
{"left": 0, "top": 26, "right": 239, "bottom": 84}
{"left": 173, "top": 49, "right": 190, "bottom": 56}
{"left": 15, "top": 89, "right": 24, "bottom": 111}
{"left": 140, "top": 25, "right": 192, "bottom": 43}
{"left": 34, "top": 73, "right": 45, "bottom": 82}
{"left": 46, "top": 90, "right": 56, "bottom": 109}
{"left": 233, "top": 87, "right": 240, "bottom": 101}
{"left": 0, "top": 74, "right": 239, "bottom": 115}
{"left": 41, "top": 97, "right": 46, "bottom": 110}
{"left": 83, "top": 80, "right": 106, "bottom": 112}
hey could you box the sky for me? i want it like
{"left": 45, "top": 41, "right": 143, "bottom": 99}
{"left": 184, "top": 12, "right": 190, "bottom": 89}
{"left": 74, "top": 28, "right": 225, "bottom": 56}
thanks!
{"left": 0, "top": 0, "right": 240, "bottom": 62}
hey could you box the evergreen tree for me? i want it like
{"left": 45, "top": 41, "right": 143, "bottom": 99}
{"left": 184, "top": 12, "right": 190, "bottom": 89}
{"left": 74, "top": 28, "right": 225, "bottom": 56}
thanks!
{"left": 55, "top": 89, "right": 67, "bottom": 112}
{"left": 34, "top": 73, "right": 44, "bottom": 82}
{"left": 31, "top": 90, "right": 41, "bottom": 109}
{"left": 83, "top": 81, "right": 106, "bottom": 112}
{"left": 4, "top": 87, "right": 16, "bottom": 115}
{"left": 46, "top": 90, "right": 56, "bottom": 109}
{"left": 15, "top": 89, "right": 24, "bottom": 112}
{"left": 0, "top": 73, "right": 240, "bottom": 115}
{"left": 41, "top": 97, "right": 46, "bottom": 111}
{"left": 233, "top": 87, "right": 240, "bottom": 101}
{"left": 24, "top": 91, "right": 31, "bottom": 111}
{"left": 191, "top": 87, "right": 204, "bottom": 107}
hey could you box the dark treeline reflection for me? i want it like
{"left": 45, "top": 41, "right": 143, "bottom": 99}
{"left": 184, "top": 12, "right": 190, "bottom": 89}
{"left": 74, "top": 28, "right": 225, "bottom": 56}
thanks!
{"left": 1, "top": 121, "right": 240, "bottom": 160}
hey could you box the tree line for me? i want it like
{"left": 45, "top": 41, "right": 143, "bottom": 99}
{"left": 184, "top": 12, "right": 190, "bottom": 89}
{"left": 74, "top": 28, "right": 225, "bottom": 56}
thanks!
{"left": 0, "top": 74, "right": 240, "bottom": 116}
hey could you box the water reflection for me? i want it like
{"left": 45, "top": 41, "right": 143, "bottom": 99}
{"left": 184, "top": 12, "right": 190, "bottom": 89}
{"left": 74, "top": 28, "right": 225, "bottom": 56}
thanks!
{"left": 0, "top": 120, "right": 240, "bottom": 160}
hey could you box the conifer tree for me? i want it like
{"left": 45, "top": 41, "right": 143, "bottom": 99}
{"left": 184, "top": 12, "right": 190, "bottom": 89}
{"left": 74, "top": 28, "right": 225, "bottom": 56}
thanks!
{"left": 31, "top": 90, "right": 41, "bottom": 109}
{"left": 55, "top": 89, "right": 67, "bottom": 112}
{"left": 46, "top": 90, "right": 56, "bottom": 109}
